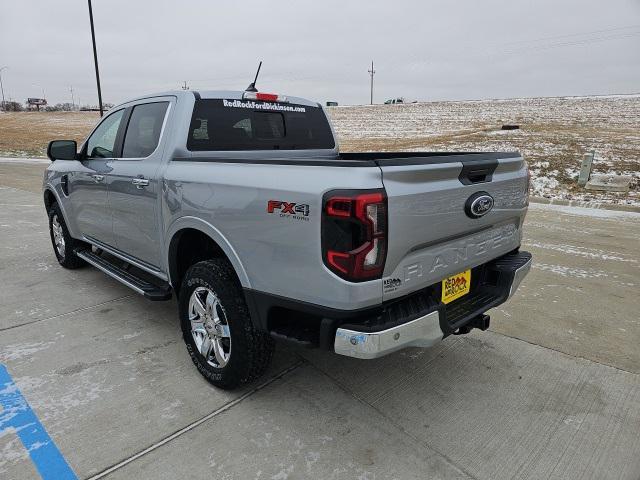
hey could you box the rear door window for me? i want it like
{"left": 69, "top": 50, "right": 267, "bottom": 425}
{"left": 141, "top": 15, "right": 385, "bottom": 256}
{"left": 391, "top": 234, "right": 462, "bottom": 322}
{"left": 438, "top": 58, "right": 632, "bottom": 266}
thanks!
{"left": 122, "top": 102, "right": 169, "bottom": 158}
{"left": 187, "top": 99, "right": 335, "bottom": 151}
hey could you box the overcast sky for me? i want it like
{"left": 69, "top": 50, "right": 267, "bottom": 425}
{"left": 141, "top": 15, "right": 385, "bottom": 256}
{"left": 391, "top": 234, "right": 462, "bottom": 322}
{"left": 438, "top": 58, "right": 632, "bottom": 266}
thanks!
{"left": 1, "top": 0, "right": 639, "bottom": 106}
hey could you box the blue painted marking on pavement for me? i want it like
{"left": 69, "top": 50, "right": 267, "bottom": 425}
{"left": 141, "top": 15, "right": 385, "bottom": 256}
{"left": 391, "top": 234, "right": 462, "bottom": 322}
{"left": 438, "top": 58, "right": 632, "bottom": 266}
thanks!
{"left": 0, "top": 364, "right": 77, "bottom": 480}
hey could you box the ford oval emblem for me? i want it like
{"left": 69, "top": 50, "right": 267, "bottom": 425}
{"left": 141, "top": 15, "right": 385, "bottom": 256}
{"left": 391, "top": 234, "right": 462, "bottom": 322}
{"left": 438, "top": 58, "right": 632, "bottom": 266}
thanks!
{"left": 465, "top": 192, "right": 494, "bottom": 219}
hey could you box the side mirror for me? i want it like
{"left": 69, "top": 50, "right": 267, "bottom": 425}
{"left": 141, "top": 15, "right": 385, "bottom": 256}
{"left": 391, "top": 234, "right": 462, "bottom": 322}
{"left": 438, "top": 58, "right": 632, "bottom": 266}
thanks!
{"left": 47, "top": 140, "right": 77, "bottom": 161}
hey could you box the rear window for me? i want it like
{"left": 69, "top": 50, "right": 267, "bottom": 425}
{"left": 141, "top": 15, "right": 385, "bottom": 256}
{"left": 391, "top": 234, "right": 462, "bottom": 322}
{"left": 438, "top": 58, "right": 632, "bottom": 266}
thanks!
{"left": 187, "top": 99, "right": 335, "bottom": 151}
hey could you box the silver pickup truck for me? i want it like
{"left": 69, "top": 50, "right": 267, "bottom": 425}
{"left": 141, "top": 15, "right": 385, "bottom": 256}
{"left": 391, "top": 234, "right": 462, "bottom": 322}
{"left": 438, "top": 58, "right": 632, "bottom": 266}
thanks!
{"left": 43, "top": 89, "right": 532, "bottom": 389}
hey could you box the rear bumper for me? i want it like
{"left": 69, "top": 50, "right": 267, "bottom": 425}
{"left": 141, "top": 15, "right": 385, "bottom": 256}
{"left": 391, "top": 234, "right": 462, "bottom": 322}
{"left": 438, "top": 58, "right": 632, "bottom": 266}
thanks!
{"left": 509, "top": 254, "right": 532, "bottom": 299}
{"left": 334, "top": 250, "right": 532, "bottom": 359}
{"left": 334, "top": 310, "right": 442, "bottom": 359}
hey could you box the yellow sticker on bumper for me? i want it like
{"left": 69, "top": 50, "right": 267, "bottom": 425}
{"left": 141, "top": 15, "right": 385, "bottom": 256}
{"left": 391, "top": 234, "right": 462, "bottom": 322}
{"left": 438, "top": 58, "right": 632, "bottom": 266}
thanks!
{"left": 441, "top": 270, "right": 471, "bottom": 304}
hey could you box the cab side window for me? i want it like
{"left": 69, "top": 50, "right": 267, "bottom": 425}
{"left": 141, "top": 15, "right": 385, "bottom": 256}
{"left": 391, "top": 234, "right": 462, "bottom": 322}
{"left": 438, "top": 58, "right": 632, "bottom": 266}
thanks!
{"left": 122, "top": 102, "right": 169, "bottom": 158}
{"left": 85, "top": 109, "right": 124, "bottom": 158}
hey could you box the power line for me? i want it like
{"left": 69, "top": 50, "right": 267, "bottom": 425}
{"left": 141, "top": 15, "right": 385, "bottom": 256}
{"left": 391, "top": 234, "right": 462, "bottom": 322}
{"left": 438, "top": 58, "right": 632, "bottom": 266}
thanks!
{"left": 496, "top": 31, "right": 640, "bottom": 56}
{"left": 497, "top": 24, "right": 640, "bottom": 47}
{"left": 401, "top": 24, "right": 640, "bottom": 69}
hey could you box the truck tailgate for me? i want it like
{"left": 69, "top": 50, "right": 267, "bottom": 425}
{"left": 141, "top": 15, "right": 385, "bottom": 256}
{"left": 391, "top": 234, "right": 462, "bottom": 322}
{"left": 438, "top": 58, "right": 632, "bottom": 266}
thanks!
{"left": 376, "top": 152, "right": 528, "bottom": 301}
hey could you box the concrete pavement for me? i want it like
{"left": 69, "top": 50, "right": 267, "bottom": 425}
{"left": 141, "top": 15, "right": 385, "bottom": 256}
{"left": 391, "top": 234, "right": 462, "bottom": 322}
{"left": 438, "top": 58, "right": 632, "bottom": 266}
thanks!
{"left": 1, "top": 163, "right": 639, "bottom": 479}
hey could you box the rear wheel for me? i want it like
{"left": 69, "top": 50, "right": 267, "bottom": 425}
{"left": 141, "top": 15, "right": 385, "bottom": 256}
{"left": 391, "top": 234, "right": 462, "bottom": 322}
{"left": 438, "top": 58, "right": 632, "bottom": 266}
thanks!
{"left": 179, "top": 259, "right": 274, "bottom": 389}
{"left": 48, "top": 202, "right": 86, "bottom": 269}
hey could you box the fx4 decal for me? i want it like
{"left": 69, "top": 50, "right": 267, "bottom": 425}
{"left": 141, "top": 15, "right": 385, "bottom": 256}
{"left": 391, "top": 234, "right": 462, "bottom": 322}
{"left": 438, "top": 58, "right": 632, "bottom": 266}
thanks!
{"left": 267, "top": 200, "right": 310, "bottom": 221}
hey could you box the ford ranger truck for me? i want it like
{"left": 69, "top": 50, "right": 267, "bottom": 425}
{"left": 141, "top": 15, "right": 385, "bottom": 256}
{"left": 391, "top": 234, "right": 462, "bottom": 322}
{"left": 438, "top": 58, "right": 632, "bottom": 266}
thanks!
{"left": 43, "top": 90, "right": 532, "bottom": 389}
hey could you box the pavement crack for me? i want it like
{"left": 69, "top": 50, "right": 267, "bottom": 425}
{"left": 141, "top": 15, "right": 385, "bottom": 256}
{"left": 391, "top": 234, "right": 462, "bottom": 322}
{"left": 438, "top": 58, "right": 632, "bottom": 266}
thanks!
{"left": 84, "top": 360, "right": 304, "bottom": 480}
{"left": 489, "top": 330, "right": 640, "bottom": 376}
{"left": 0, "top": 295, "right": 135, "bottom": 332}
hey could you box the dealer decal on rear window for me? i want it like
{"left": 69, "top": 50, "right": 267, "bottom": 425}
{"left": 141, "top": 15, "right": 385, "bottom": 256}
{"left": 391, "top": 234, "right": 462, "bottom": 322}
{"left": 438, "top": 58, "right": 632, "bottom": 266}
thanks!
{"left": 222, "top": 99, "right": 306, "bottom": 113}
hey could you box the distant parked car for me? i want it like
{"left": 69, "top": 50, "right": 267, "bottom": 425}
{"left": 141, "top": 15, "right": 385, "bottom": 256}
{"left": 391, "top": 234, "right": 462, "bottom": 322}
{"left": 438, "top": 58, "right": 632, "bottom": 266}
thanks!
{"left": 384, "top": 98, "right": 404, "bottom": 104}
{"left": 326, "top": 101, "right": 338, "bottom": 106}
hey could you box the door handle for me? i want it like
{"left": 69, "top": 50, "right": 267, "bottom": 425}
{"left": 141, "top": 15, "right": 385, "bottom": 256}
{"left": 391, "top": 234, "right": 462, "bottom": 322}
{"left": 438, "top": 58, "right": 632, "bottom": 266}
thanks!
{"left": 132, "top": 177, "right": 149, "bottom": 189}
{"left": 91, "top": 174, "right": 105, "bottom": 182}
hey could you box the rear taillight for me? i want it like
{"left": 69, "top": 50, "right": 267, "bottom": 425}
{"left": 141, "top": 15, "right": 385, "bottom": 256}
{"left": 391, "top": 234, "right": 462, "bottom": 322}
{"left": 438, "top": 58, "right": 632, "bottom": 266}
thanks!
{"left": 322, "top": 190, "right": 387, "bottom": 282}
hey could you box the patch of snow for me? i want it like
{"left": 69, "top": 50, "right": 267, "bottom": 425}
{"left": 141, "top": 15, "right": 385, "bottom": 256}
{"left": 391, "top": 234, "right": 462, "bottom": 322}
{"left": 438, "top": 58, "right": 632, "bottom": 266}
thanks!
{"left": 0, "top": 341, "right": 56, "bottom": 362}
{"left": 525, "top": 241, "right": 637, "bottom": 263}
{"left": 533, "top": 263, "right": 609, "bottom": 279}
{"left": 531, "top": 175, "right": 559, "bottom": 195}
{"left": 529, "top": 202, "right": 640, "bottom": 219}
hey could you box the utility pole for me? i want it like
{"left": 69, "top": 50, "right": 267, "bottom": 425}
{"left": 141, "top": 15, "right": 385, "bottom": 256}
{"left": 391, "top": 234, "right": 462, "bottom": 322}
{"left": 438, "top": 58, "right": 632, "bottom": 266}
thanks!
{"left": 87, "top": 0, "right": 104, "bottom": 116}
{"left": 181, "top": 81, "right": 189, "bottom": 90}
{"left": 368, "top": 60, "right": 375, "bottom": 105}
{"left": 70, "top": 85, "right": 75, "bottom": 109}
{"left": 0, "top": 66, "right": 7, "bottom": 110}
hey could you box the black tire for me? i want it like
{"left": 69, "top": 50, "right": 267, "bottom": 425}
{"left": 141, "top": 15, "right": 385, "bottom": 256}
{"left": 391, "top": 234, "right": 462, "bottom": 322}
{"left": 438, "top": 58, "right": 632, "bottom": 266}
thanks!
{"left": 48, "top": 202, "right": 86, "bottom": 269}
{"left": 179, "top": 259, "right": 274, "bottom": 390}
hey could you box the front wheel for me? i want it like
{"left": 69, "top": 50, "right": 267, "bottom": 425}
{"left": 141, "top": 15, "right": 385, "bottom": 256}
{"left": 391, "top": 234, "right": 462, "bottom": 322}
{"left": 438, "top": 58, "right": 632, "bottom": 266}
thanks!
{"left": 179, "top": 259, "right": 274, "bottom": 389}
{"left": 48, "top": 202, "right": 86, "bottom": 269}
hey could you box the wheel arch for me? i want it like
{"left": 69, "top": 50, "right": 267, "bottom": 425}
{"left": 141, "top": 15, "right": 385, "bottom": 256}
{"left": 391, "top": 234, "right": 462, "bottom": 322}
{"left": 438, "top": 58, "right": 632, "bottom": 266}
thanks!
{"left": 166, "top": 217, "right": 251, "bottom": 291}
{"left": 43, "top": 186, "right": 76, "bottom": 236}
{"left": 43, "top": 188, "right": 57, "bottom": 211}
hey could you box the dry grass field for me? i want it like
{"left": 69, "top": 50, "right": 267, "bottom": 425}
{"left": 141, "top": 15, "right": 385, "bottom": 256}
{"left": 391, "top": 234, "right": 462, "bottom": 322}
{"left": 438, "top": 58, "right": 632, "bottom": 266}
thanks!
{"left": 0, "top": 111, "right": 101, "bottom": 158}
{"left": 1, "top": 94, "right": 638, "bottom": 205}
{"left": 328, "top": 95, "right": 640, "bottom": 206}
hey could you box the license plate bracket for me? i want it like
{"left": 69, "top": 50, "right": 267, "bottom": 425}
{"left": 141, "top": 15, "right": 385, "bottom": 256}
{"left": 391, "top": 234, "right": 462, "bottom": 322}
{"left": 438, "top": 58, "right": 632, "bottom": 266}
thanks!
{"left": 441, "top": 270, "right": 471, "bottom": 304}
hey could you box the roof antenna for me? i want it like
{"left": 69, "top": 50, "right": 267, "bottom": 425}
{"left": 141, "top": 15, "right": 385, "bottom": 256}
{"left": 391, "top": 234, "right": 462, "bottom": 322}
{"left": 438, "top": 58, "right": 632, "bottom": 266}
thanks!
{"left": 245, "top": 61, "right": 262, "bottom": 92}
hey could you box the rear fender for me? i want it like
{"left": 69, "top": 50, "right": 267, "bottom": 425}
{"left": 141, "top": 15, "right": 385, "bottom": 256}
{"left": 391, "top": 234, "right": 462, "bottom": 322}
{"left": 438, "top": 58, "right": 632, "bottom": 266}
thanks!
{"left": 164, "top": 216, "right": 250, "bottom": 288}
